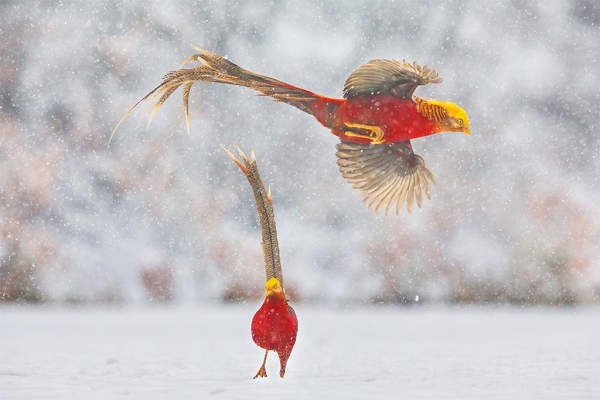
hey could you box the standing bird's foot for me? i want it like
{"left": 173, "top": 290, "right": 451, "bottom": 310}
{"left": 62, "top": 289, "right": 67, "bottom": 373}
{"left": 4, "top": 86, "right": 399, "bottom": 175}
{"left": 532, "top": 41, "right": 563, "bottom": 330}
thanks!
{"left": 253, "top": 349, "right": 269, "bottom": 379}
{"left": 253, "top": 365, "right": 268, "bottom": 379}
{"left": 343, "top": 123, "right": 385, "bottom": 144}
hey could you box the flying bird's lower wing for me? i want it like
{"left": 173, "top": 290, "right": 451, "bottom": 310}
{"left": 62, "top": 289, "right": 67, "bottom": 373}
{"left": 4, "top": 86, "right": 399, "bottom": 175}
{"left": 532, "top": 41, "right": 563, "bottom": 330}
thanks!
{"left": 335, "top": 140, "right": 436, "bottom": 215}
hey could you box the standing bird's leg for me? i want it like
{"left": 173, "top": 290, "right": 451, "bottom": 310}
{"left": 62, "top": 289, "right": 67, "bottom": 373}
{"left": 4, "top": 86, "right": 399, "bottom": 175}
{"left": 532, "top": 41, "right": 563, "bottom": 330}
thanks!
{"left": 343, "top": 123, "right": 386, "bottom": 144}
{"left": 254, "top": 349, "right": 269, "bottom": 379}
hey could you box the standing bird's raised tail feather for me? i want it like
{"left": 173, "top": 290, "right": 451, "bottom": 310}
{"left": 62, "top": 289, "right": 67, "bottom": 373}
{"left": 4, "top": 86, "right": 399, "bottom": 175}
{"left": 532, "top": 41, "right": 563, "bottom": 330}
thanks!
{"left": 113, "top": 47, "right": 470, "bottom": 214}
{"left": 221, "top": 144, "right": 283, "bottom": 286}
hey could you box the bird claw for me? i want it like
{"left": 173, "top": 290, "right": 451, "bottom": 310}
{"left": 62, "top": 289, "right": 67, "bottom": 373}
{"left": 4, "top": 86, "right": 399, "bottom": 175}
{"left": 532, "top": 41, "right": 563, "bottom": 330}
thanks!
{"left": 253, "top": 365, "right": 268, "bottom": 379}
{"left": 343, "top": 123, "right": 385, "bottom": 144}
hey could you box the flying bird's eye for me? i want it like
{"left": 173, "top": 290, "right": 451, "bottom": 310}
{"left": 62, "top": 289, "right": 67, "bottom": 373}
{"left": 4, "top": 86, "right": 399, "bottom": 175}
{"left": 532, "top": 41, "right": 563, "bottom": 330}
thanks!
{"left": 458, "top": 119, "right": 463, "bottom": 125}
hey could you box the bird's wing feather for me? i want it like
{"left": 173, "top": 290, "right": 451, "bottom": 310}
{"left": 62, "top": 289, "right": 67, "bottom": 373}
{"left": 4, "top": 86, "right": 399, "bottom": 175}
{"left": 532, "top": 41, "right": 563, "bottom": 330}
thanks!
{"left": 343, "top": 59, "right": 442, "bottom": 100}
{"left": 335, "top": 140, "right": 436, "bottom": 215}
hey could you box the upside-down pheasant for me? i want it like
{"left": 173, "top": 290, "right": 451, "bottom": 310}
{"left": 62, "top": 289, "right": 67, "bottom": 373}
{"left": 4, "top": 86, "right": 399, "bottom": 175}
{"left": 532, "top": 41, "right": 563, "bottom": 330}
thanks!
{"left": 222, "top": 144, "right": 298, "bottom": 378}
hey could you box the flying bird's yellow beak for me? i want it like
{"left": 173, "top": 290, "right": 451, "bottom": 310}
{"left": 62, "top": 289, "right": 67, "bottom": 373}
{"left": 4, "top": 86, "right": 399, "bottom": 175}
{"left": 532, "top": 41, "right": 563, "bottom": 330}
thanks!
{"left": 464, "top": 127, "right": 470, "bottom": 136}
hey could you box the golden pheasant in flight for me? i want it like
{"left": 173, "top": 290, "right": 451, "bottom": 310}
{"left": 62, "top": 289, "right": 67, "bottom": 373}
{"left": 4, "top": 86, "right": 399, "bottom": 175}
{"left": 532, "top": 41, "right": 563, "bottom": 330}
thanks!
{"left": 112, "top": 47, "right": 470, "bottom": 215}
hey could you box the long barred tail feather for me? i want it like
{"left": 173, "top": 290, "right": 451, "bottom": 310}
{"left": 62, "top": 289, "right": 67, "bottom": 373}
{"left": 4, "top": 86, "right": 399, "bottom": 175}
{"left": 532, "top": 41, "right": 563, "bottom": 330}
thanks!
{"left": 109, "top": 47, "right": 321, "bottom": 146}
{"left": 221, "top": 144, "right": 284, "bottom": 288}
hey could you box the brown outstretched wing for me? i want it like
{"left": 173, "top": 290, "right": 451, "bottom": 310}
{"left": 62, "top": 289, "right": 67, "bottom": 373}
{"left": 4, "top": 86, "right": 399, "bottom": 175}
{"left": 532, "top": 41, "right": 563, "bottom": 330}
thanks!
{"left": 343, "top": 59, "right": 442, "bottom": 100}
{"left": 335, "top": 140, "right": 437, "bottom": 215}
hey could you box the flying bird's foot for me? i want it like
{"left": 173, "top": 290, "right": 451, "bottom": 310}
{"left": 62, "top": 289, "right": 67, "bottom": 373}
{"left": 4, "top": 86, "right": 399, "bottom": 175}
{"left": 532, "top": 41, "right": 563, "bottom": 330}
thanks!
{"left": 343, "top": 123, "right": 385, "bottom": 144}
{"left": 253, "top": 365, "right": 268, "bottom": 379}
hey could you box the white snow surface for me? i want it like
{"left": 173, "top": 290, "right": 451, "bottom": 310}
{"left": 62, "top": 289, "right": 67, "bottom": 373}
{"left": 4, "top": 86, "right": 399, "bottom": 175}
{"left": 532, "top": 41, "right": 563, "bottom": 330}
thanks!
{"left": 1, "top": 305, "right": 598, "bottom": 399}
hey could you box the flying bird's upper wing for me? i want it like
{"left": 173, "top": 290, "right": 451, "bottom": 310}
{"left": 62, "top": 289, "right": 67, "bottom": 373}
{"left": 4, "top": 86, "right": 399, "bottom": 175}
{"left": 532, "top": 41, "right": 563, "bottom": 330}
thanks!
{"left": 343, "top": 59, "right": 442, "bottom": 100}
{"left": 335, "top": 140, "right": 436, "bottom": 215}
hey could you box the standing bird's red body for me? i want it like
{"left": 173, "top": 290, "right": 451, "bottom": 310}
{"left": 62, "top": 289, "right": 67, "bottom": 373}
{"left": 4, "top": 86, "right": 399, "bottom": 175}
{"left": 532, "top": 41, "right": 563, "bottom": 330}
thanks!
{"left": 113, "top": 48, "right": 470, "bottom": 215}
{"left": 223, "top": 145, "right": 298, "bottom": 378}
{"left": 251, "top": 277, "right": 298, "bottom": 378}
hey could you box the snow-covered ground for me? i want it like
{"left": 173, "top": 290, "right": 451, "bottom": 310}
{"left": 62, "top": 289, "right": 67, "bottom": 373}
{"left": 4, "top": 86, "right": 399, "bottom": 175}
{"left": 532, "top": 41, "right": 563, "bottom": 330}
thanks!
{"left": 1, "top": 305, "right": 598, "bottom": 399}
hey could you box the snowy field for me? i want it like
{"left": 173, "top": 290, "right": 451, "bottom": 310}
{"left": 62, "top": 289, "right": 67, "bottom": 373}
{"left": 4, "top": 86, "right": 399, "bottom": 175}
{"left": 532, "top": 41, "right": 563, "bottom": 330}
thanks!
{"left": 1, "top": 305, "right": 598, "bottom": 399}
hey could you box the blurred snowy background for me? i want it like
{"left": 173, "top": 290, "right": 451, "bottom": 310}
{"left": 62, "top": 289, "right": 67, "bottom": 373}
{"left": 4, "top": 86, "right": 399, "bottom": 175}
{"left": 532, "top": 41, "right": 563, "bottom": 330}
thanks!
{"left": 1, "top": 0, "right": 599, "bottom": 306}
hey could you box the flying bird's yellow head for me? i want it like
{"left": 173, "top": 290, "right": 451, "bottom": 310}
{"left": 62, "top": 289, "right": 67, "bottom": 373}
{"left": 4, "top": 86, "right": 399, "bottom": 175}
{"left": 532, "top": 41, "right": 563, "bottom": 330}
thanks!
{"left": 415, "top": 97, "right": 470, "bottom": 136}
{"left": 440, "top": 100, "right": 470, "bottom": 136}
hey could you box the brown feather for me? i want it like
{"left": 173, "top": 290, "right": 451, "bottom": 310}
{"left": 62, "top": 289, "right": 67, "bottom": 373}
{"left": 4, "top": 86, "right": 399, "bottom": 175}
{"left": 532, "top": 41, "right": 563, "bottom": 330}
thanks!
{"left": 110, "top": 47, "right": 322, "bottom": 145}
{"left": 343, "top": 59, "right": 443, "bottom": 100}
{"left": 335, "top": 140, "right": 436, "bottom": 215}
{"left": 222, "top": 144, "right": 284, "bottom": 287}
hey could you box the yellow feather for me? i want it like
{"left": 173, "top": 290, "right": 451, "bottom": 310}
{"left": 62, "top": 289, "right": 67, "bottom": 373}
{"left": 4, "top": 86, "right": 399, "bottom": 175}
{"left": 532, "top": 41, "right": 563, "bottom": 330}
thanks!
{"left": 425, "top": 99, "right": 469, "bottom": 124}
{"left": 415, "top": 97, "right": 470, "bottom": 135}
{"left": 265, "top": 277, "right": 282, "bottom": 295}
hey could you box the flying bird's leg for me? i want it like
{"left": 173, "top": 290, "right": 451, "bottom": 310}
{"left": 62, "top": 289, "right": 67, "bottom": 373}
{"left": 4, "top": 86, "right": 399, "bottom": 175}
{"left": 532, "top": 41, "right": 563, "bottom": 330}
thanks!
{"left": 253, "top": 350, "right": 269, "bottom": 379}
{"left": 343, "top": 123, "right": 385, "bottom": 144}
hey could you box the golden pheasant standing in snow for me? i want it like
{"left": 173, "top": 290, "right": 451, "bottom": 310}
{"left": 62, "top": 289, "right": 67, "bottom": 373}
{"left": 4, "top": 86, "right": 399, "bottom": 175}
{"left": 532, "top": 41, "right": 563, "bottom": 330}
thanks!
{"left": 222, "top": 144, "right": 298, "bottom": 379}
{"left": 113, "top": 47, "right": 470, "bottom": 215}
